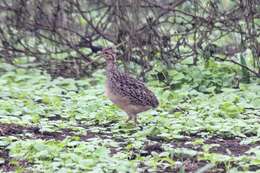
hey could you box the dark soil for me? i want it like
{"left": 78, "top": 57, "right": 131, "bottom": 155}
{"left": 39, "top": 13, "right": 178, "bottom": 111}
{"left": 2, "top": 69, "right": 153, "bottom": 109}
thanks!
{"left": 0, "top": 123, "right": 257, "bottom": 173}
{"left": 205, "top": 137, "right": 251, "bottom": 156}
{"left": 0, "top": 123, "right": 72, "bottom": 140}
{"left": 143, "top": 135, "right": 255, "bottom": 172}
{"left": 0, "top": 123, "right": 108, "bottom": 141}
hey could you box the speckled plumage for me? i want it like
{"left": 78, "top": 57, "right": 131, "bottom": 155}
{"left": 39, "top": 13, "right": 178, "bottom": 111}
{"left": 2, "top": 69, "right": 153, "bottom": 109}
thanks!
{"left": 107, "top": 69, "right": 158, "bottom": 108}
{"left": 102, "top": 48, "right": 159, "bottom": 123}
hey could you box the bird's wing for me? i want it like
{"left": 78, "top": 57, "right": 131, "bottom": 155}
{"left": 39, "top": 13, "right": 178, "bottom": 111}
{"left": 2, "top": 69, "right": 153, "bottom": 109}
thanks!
{"left": 111, "top": 72, "right": 159, "bottom": 107}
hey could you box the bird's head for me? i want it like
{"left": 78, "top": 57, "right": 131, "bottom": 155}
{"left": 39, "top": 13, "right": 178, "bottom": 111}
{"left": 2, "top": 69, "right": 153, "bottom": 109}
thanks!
{"left": 102, "top": 47, "right": 116, "bottom": 62}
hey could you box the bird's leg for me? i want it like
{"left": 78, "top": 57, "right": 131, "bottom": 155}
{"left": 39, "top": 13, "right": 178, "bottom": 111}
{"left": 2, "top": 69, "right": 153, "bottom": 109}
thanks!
{"left": 133, "top": 114, "right": 139, "bottom": 124}
{"left": 126, "top": 112, "right": 133, "bottom": 123}
{"left": 126, "top": 114, "right": 132, "bottom": 123}
{"left": 125, "top": 113, "right": 139, "bottom": 125}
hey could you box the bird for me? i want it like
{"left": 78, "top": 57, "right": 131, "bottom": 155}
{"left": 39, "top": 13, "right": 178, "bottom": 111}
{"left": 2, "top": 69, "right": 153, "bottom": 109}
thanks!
{"left": 102, "top": 47, "right": 159, "bottom": 124}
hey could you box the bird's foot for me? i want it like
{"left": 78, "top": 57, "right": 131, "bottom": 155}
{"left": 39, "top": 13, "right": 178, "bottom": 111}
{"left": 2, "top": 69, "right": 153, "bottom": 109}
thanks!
{"left": 134, "top": 119, "right": 139, "bottom": 125}
{"left": 125, "top": 117, "right": 132, "bottom": 123}
{"left": 125, "top": 118, "right": 138, "bottom": 127}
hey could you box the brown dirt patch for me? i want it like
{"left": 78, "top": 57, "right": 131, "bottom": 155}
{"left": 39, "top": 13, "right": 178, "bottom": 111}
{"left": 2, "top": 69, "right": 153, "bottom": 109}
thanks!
{"left": 0, "top": 123, "right": 111, "bottom": 141}
{"left": 0, "top": 123, "right": 72, "bottom": 140}
{"left": 205, "top": 137, "right": 251, "bottom": 156}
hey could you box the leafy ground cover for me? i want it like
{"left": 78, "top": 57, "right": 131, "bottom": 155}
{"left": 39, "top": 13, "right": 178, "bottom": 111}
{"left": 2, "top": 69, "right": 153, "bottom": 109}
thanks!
{"left": 0, "top": 62, "right": 260, "bottom": 173}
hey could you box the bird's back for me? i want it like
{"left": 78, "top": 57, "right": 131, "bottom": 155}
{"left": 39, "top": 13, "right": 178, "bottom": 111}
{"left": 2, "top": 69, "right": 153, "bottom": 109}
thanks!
{"left": 106, "top": 69, "right": 159, "bottom": 108}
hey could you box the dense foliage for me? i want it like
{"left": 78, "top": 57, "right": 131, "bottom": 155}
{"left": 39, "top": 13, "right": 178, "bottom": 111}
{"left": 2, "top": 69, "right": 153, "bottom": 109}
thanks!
{"left": 0, "top": 60, "right": 259, "bottom": 172}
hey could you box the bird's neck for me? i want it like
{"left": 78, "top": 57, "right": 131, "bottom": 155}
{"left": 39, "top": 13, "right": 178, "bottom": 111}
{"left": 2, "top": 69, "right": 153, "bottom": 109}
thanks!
{"left": 106, "top": 60, "right": 117, "bottom": 77}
